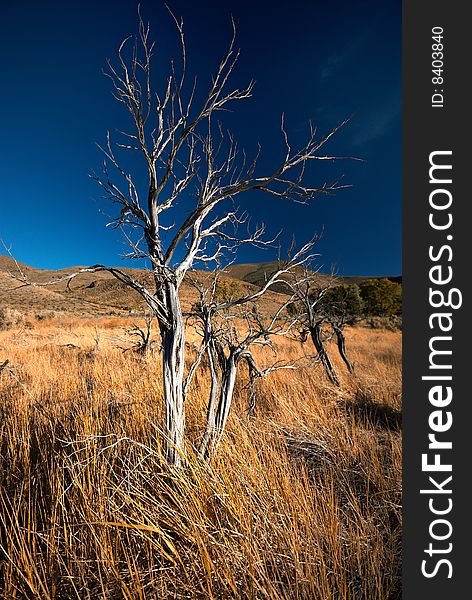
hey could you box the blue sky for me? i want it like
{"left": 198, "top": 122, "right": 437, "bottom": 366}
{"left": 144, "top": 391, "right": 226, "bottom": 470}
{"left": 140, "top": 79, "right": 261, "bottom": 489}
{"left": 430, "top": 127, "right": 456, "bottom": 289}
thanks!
{"left": 0, "top": 0, "right": 401, "bottom": 276}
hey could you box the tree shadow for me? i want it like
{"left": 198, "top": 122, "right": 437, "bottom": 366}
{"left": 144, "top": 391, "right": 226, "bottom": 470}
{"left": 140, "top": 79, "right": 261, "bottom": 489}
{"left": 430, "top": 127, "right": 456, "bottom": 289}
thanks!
{"left": 344, "top": 391, "right": 402, "bottom": 432}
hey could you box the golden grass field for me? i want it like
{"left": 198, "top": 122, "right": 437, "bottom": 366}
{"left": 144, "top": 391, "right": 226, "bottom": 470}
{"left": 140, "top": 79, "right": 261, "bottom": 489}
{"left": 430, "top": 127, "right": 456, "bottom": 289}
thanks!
{"left": 0, "top": 314, "right": 401, "bottom": 599}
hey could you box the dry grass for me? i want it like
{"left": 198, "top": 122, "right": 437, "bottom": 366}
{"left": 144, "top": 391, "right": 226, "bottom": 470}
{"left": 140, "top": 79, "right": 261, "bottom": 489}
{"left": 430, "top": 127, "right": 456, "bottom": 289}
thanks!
{"left": 0, "top": 316, "right": 401, "bottom": 599}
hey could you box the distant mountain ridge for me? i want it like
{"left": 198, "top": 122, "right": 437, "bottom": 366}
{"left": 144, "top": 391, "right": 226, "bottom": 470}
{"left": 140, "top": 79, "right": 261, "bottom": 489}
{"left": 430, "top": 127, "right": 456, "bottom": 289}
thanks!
{"left": 0, "top": 254, "right": 401, "bottom": 316}
{"left": 224, "top": 261, "right": 402, "bottom": 290}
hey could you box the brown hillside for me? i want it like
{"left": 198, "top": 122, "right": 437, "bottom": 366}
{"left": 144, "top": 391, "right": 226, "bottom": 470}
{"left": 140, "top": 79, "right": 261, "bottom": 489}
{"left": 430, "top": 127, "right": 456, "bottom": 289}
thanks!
{"left": 0, "top": 256, "right": 286, "bottom": 316}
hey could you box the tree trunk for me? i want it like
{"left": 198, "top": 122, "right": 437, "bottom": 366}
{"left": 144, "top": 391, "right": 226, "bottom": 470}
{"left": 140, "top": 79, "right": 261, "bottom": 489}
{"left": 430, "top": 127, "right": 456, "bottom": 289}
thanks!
{"left": 310, "top": 323, "right": 339, "bottom": 386}
{"left": 240, "top": 351, "right": 262, "bottom": 418}
{"left": 199, "top": 339, "right": 221, "bottom": 461}
{"left": 333, "top": 325, "right": 354, "bottom": 373}
{"left": 211, "top": 353, "right": 238, "bottom": 453}
{"left": 159, "top": 283, "right": 186, "bottom": 467}
{"left": 201, "top": 348, "right": 261, "bottom": 458}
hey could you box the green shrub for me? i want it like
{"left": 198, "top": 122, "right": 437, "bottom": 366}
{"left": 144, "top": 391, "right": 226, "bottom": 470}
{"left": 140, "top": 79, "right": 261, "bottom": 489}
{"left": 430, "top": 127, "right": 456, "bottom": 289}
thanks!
{"left": 359, "top": 279, "right": 402, "bottom": 316}
{"left": 319, "top": 284, "right": 364, "bottom": 322}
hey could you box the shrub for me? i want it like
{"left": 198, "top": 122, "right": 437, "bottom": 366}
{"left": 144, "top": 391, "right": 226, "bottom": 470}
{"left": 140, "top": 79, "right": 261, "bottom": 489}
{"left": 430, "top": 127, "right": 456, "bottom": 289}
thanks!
{"left": 214, "top": 279, "right": 245, "bottom": 304}
{"left": 319, "top": 284, "right": 365, "bottom": 322}
{"left": 35, "top": 310, "right": 57, "bottom": 321}
{"left": 0, "top": 308, "right": 24, "bottom": 330}
{"left": 359, "top": 279, "right": 402, "bottom": 316}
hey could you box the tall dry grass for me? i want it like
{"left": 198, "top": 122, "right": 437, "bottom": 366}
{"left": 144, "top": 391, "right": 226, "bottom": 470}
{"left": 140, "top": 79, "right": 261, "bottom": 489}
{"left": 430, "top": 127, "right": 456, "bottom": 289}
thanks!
{"left": 0, "top": 316, "right": 401, "bottom": 599}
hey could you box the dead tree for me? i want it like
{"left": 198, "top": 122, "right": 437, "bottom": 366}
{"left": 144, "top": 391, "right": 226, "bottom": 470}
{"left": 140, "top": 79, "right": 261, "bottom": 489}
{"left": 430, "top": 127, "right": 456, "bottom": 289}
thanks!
{"left": 119, "top": 311, "right": 157, "bottom": 354}
{"left": 287, "top": 269, "right": 355, "bottom": 385}
{"left": 186, "top": 254, "right": 315, "bottom": 460}
{"left": 11, "top": 10, "right": 349, "bottom": 465}
{"left": 287, "top": 273, "right": 338, "bottom": 385}
{"left": 320, "top": 281, "right": 360, "bottom": 374}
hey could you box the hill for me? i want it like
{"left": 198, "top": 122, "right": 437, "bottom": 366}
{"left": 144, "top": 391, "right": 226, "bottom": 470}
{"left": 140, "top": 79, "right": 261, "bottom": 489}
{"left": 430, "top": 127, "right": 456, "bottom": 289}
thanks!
{"left": 0, "top": 255, "right": 401, "bottom": 317}
{"left": 0, "top": 256, "right": 282, "bottom": 317}
{"left": 224, "top": 261, "right": 401, "bottom": 291}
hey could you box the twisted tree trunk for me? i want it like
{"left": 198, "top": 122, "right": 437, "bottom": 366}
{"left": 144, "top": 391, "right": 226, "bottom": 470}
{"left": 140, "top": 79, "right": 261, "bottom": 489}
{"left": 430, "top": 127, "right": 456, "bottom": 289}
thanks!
{"left": 199, "top": 336, "right": 222, "bottom": 461}
{"left": 200, "top": 347, "right": 240, "bottom": 457}
{"left": 333, "top": 325, "right": 354, "bottom": 373}
{"left": 310, "top": 322, "right": 339, "bottom": 386}
{"left": 212, "top": 353, "right": 238, "bottom": 452}
{"left": 159, "top": 283, "right": 186, "bottom": 467}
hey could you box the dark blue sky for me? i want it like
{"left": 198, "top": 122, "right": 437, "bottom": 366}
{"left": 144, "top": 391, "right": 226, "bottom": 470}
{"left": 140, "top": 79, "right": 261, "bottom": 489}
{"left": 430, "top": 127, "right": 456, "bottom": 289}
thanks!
{"left": 0, "top": 0, "right": 401, "bottom": 276}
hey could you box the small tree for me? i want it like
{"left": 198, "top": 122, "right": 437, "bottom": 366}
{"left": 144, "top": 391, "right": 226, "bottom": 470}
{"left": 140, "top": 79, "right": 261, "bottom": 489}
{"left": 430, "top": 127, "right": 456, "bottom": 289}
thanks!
{"left": 12, "top": 11, "right": 348, "bottom": 465}
{"left": 287, "top": 272, "right": 356, "bottom": 384}
{"left": 185, "top": 254, "right": 315, "bottom": 460}
{"left": 318, "top": 283, "right": 362, "bottom": 373}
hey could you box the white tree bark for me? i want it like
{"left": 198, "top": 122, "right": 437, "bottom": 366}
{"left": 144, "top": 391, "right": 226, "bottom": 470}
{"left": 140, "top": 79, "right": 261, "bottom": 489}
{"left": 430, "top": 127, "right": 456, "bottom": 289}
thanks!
{"left": 198, "top": 339, "right": 222, "bottom": 460}
{"left": 160, "top": 282, "right": 186, "bottom": 466}
{"left": 211, "top": 352, "right": 238, "bottom": 454}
